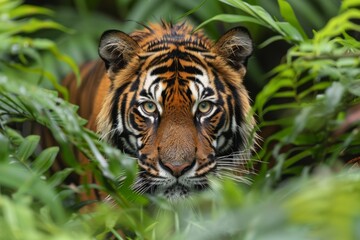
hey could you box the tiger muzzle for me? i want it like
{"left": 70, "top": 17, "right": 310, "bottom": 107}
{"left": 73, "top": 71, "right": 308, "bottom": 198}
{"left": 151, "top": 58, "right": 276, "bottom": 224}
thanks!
{"left": 156, "top": 116, "right": 198, "bottom": 178}
{"left": 159, "top": 159, "right": 195, "bottom": 177}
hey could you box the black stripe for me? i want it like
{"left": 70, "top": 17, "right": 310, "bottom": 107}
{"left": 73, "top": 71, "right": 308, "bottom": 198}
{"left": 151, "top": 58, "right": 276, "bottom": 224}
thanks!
{"left": 212, "top": 70, "right": 225, "bottom": 93}
{"left": 196, "top": 158, "right": 215, "bottom": 174}
{"left": 185, "top": 46, "right": 209, "bottom": 52}
{"left": 111, "top": 83, "right": 130, "bottom": 129}
{"left": 130, "top": 75, "right": 140, "bottom": 91}
{"left": 201, "top": 87, "right": 215, "bottom": 98}
{"left": 213, "top": 111, "right": 226, "bottom": 134}
{"left": 145, "top": 39, "right": 208, "bottom": 50}
{"left": 152, "top": 49, "right": 205, "bottom": 70}
{"left": 179, "top": 65, "right": 203, "bottom": 75}
{"left": 151, "top": 65, "right": 171, "bottom": 76}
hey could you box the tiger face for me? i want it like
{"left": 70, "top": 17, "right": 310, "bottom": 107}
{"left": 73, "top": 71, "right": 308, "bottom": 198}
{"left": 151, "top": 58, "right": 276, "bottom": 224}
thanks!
{"left": 97, "top": 22, "right": 255, "bottom": 198}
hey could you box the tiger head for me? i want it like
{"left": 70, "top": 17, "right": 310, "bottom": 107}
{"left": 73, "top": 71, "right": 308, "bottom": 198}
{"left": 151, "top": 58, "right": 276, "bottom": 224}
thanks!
{"left": 97, "top": 22, "right": 255, "bottom": 198}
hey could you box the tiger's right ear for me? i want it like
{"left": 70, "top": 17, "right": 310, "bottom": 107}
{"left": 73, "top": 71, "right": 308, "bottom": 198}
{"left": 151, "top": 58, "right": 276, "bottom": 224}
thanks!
{"left": 212, "top": 27, "right": 253, "bottom": 71}
{"left": 98, "top": 30, "right": 141, "bottom": 77}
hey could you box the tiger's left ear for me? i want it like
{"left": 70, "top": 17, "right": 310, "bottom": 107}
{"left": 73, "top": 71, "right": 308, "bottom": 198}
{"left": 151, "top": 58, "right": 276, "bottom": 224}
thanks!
{"left": 98, "top": 30, "right": 141, "bottom": 78}
{"left": 212, "top": 27, "right": 253, "bottom": 71}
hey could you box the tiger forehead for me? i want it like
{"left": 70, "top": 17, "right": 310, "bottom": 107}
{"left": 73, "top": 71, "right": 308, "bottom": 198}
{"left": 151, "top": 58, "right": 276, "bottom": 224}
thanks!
{"left": 142, "top": 71, "right": 213, "bottom": 109}
{"left": 130, "top": 22, "right": 213, "bottom": 51}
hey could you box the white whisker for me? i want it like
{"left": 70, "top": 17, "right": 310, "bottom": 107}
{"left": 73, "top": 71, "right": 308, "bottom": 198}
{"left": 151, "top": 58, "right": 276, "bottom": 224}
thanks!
{"left": 216, "top": 167, "right": 252, "bottom": 175}
{"left": 99, "top": 128, "right": 118, "bottom": 141}
{"left": 217, "top": 172, "right": 253, "bottom": 185}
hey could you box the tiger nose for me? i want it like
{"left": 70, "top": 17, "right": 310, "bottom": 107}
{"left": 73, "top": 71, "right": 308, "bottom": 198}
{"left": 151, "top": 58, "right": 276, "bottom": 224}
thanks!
{"left": 161, "top": 161, "right": 194, "bottom": 177}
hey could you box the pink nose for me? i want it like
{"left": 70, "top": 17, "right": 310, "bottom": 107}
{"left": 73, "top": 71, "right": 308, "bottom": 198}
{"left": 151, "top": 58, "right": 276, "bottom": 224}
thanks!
{"left": 163, "top": 162, "right": 192, "bottom": 177}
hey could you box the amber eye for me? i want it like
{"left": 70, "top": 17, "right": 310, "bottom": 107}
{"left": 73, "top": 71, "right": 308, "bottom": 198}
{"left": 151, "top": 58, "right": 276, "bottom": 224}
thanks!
{"left": 141, "top": 101, "right": 157, "bottom": 114}
{"left": 198, "top": 101, "right": 213, "bottom": 114}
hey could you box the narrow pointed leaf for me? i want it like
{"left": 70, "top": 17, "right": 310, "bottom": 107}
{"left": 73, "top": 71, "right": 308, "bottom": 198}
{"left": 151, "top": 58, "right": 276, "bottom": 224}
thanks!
{"left": 16, "top": 135, "right": 40, "bottom": 162}
{"left": 32, "top": 147, "right": 59, "bottom": 175}
{"left": 278, "top": 0, "right": 307, "bottom": 39}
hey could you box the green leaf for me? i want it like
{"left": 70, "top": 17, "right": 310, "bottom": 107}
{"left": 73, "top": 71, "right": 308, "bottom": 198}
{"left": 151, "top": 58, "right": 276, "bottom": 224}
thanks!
{"left": 177, "top": 0, "right": 207, "bottom": 20}
{"left": 278, "top": 0, "right": 307, "bottom": 39}
{"left": 324, "top": 82, "right": 345, "bottom": 109}
{"left": 262, "top": 103, "right": 300, "bottom": 117}
{"left": 15, "top": 135, "right": 40, "bottom": 162}
{"left": 196, "top": 14, "right": 265, "bottom": 31}
{"left": 341, "top": 0, "right": 360, "bottom": 11}
{"left": 0, "top": 164, "right": 66, "bottom": 224}
{"left": 315, "top": 9, "right": 360, "bottom": 42}
{"left": 48, "top": 168, "right": 73, "bottom": 187}
{"left": 4, "top": 18, "right": 72, "bottom": 37}
{"left": 4, "top": 128, "right": 24, "bottom": 146}
{"left": 276, "top": 22, "right": 304, "bottom": 42}
{"left": 49, "top": 47, "right": 80, "bottom": 88}
{"left": 32, "top": 147, "right": 59, "bottom": 175}
{"left": 283, "top": 150, "right": 313, "bottom": 168}
{"left": 8, "top": 4, "right": 53, "bottom": 19}
{"left": 258, "top": 35, "right": 284, "bottom": 48}
{"left": 0, "top": 0, "right": 21, "bottom": 13}
{"left": 219, "top": 1, "right": 280, "bottom": 30}
{"left": 0, "top": 133, "right": 9, "bottom": 163}
{"left": 298, "top": 82, "right": 331, "bottom": 100}
{"left": 347, "top": 79, "right": 360, "bottom": 96}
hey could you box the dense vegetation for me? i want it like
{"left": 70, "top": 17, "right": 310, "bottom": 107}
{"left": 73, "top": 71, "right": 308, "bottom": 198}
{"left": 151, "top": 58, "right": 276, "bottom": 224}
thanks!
{"left": 0, "top": 0, "right": 359, "bottom": 239}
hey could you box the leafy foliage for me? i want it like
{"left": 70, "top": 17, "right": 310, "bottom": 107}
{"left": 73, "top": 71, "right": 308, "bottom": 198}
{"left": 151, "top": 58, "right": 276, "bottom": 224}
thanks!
{"left": 0, "top": 0, "right": 360, "bottom": 239}
{"left": 253, "top": 0, "right": 360, "bottom": 185}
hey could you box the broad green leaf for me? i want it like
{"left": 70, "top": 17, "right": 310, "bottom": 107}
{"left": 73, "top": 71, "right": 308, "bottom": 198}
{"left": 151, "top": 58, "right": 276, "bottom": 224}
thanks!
{"left": 4, "top": 128, "right": 24, "bottom": 146}
{"left": 48, "top": 168, "right": 73, "bottom": 187}
{"left": 32, "top": 147, "right": 59, "bottom": 175}
{"left": 15, "top": 135, "right": 40, "bottom": 162}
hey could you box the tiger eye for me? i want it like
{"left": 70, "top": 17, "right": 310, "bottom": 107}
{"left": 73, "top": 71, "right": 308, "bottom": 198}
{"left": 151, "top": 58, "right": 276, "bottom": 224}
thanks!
{"left": 198, "top": 101, "right": 212, "bottom": 114}
{"left": 142, "top": 102, "right": 157, "bottom": 114}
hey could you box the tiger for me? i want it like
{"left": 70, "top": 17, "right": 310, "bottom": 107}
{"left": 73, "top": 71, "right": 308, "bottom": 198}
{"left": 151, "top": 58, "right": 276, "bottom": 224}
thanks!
{"left": 63, "top": 21, "right": 256, "bottom": 199}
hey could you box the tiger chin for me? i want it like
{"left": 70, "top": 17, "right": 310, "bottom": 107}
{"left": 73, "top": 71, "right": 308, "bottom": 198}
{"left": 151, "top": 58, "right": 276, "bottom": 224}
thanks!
{"left": 66, "top": 22, "right": 256, "bottom": 199}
